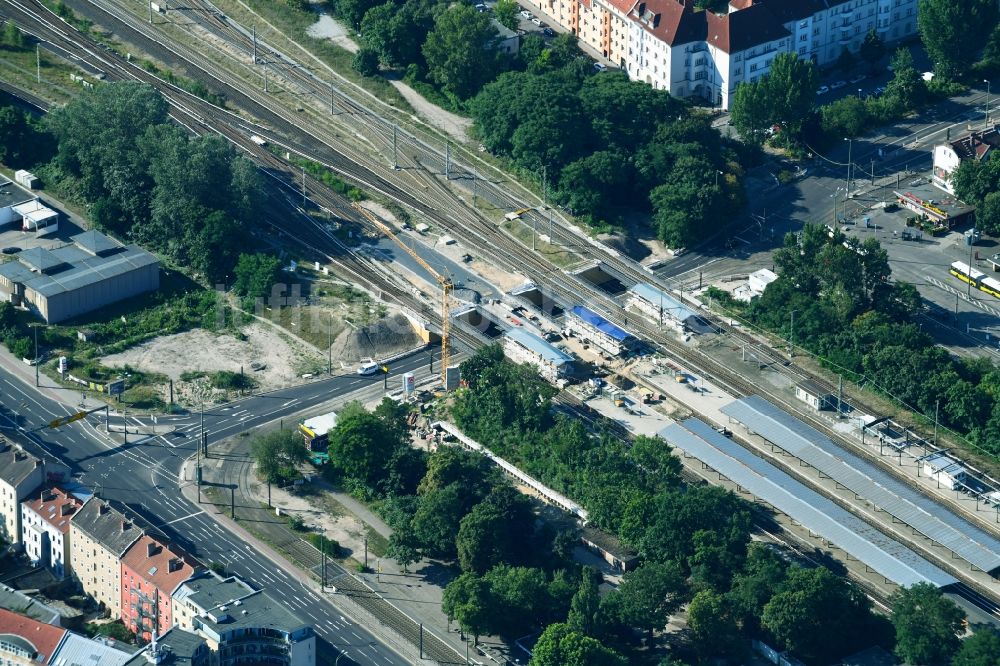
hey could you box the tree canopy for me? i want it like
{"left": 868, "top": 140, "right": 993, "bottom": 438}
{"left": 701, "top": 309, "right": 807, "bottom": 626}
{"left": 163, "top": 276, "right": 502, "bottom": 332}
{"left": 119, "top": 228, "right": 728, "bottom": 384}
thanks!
{"left": 422, "top": 4, "right": 499, "bottom": 100}
{"left": 890, "top": 583, "right": 965, "bottom": 665}
{"left": 528, "top": 623, "right": 626, "bottom": 666}
{"left": 918, "top": 0, "right": 999, "bottom": 79}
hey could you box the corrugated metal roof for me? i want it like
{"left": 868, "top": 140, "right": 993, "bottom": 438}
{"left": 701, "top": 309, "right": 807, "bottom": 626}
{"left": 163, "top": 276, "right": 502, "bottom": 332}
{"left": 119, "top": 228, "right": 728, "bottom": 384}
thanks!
{"left": 661, "top": 418, "right": 958, "bottom": 588}
{"left": 721, "top": 396, "right": 1000, "bottom": 573}
{"left": 21, "top": 246, "right": 158, "bottom": 298}
{"left": 71, "top": 230, "right": 118, "bottom": 256}
{"left": 50, "top": 631, "right": 133, "bottom": 666}
{"left": 569, "top": 305, "right": 631, "bottom": 342}
{"left": 504, "top": 328, "right": 573, "bottom": 365}
{"left": 19, "top": 247, "right": 64, "bottom": 273}
{"left": 628, "top": 283, "right": 698, "bottom": 321}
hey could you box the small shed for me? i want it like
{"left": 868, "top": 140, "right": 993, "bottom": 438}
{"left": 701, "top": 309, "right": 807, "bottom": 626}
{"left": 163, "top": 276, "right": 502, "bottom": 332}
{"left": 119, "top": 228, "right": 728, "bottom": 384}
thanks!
{"left": 795, "top": 379, "right": 835, "bottom": 411}
{"left": 748, "top": 268, "right": 778, "bottom": 295}
{"left": 579, "top": 525, "right": 638, "bottom": 573}
{"left": 922, "top": 453, "right": 968, "bottom": 490}
{"left": 298, "top": 411, "right": 338, "bottom": 452}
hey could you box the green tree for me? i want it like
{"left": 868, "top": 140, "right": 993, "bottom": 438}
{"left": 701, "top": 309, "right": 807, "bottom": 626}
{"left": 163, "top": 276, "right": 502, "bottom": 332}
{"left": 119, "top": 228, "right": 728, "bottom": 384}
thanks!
{"left": 761, "top": 52, "right": 817, "bottom": 135}
{"left": 2, "top": 21, "right": 25, "bottom": 49}
{"left": 884, "top": 47, "right": 927, "bottom": 110}
{"left": 688, "top": 590, "right": 742, "bottom": 659}
{"left": 422, "top": 4, "right": 499, "bottom": 100}
{"left": 837, "top": 46, "right": 855, "bottom": 74}
{"left": 610, "top": 561, "right": 686, "bottom": 638}
{"left": 0, "top": 106, "right": 32, "bottom": 165}
{"left": 821, "top": 96, "right": 870, "bottom": 138}
{"left": 360, "top": 0, "right": 435, "bottom": 68}
{"left": 918, "top": 0, "right": 999, "bottom": 79}
{"left": 952, "top": 628, "right": 1000, "bottom": 666}
{"left": 859, "top": 29, "right": 885, "bottom": 72}
{"left": 729, "top": 81, "right": 771, "bottom": 147}
{"left": 727, "top": 543, "right": 788, "bottom": 634}
{"left": 332, "top": 0, "right": 382, "bottom": 29}
{"left": 250, "top": 430, "right": 307, "bottom": 484}
{"left": 483, "top": 565, "right": 553, "bottom": 636}
{"left": 386, "top": 526, "right": 420, "bottom": 573}
{"left": 555, "top": 151, "right": 629, "bottom": 224}
{"left": 456, "top": 485, "right": 535, "bottom": 574}
{"left": 761, "top": 566, "right": 874, "bottom": 664}
{"left": 352, "top": 47, "right": 380, "bottom": 76}
{"left": 566, "top": 569, "right": 601, "bottom": 636}
{"left": 232, "top": 253, "right": 283, "bottom": 300}
{"left": 327, "top": 400, "right": 408, "bottom": 491}
{"left": 529, "top": 623, "right": 626, "bottom": 666}
{"left": 494, "top": 0, "right": 519, "bottom": 31}
{"left": 442, "top": 573, "right": 493, "bottom": 642}
{"left": 411, "top": 483, "right": 467, "bottom": 558}
{"left": 890, "top": 583, "right": 965, "bottom": 665}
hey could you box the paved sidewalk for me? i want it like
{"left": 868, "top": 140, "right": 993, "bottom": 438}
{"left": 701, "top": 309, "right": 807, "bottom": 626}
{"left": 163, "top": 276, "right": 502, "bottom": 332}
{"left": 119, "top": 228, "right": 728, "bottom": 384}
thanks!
{"left": 185, "top": 431, "right": 490, "bottom": 665}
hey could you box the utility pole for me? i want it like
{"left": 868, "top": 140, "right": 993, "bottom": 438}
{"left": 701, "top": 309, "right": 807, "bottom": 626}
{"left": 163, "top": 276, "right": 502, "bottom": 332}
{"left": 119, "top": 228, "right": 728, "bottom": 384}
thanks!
{"left": 419, "top": 624, "right": 423, "bottom": 659}
{"left": 36, "top": 45, "right": 40, "bottom": 83}
{"left": 149, "top": 0, "right": 153, "bottom": 23}
{"left": 871, "top": 160, "right": 875, "bottom": 185}
{"left": 985, "top": 79, "right": 991, "bottom": 128}
{"left": 263, "top": 60, "right": 268, "bottom": 93}
{"left": 968, "top": 228, "right": 976, "bottom": 298}
{"left": 33, "top": 325, "right": 38, "bottom": 387}
{"left": 364, "top": 537, "right": 368, "bottom": 569}
{"left": 532, "top": 214, "right": 537, "bottom": 252}
{"left": 844, "top": 137, "right": 853, "bottom": 196}
{"left": 301, "top": 165, "right": 306, "bottom": 207}
{"left": 330, "top": 80, "right": 335, "bottom": 114}
{"left": 392, "top": 125, "right": 398, "bottom": 170}
{"left": 472, "top": 169, "right": 478, "bottom": 207}
{"left": 445, "top": 143, "right": 451, "bottom": 179}
{"left": 328, "top": 313, "right": 333, "bottom": 375}
{"left": 789, "top": 310, "right": 795, "bottom": 356}
{"left": 267, "top": 479, "right": 271, "bottom": 508}
{"left": 934, "top": 399, "right": 940, "bottom": 446}
{"left": 123, "top": 406, "right": 127, "bottom": 446}
{"left": 252, "top": 25, "right": 257, "bottom": 64}
{"left": 200, "top": 401, "right": 206, "bottom": 459}
{"left": 230, "top": 486, "right": 235, "bottom": 519}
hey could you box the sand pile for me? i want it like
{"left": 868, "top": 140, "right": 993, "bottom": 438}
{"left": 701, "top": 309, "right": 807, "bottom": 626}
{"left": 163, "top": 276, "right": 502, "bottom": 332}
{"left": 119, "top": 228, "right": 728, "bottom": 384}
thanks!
{"left": 330, "top": 313, "right": 422, "bottom": 363}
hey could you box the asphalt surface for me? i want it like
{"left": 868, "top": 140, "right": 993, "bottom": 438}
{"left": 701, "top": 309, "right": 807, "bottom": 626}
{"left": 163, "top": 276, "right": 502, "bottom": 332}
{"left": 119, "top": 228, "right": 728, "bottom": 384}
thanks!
{"left": 0, "top": 348, "right": 437, "bottom": 666}
{"left": 656, "top": 81, "right": 1000, "bottom": 359}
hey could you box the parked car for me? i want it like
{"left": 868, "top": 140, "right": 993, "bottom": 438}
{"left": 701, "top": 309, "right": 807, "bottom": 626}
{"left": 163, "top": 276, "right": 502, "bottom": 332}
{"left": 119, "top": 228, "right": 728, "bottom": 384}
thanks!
{"left": 830, "top": 80, "right": 847, "bottom": 89}
{"left": 519, "top": 9, "right": 532, "bottom": 18}
{"left": 475, "top": 3, "right": 488, "bottom": 10}
{"left": 531, "top": 17, "right": 543, "bottom": 25}
{"left": 542, "top": 26, "right": 554, "bottom": 36}
{"left": 593, "top": 62, "right": 607, "bottom": 71}
{"left": 817, "top": 85, "right": 830, "bottom": 95}
{"left": 1, "top": 247, "right": 18, "bottom": 255}
{"left": 849, "top": 73, "right": 866, "bottom": 84}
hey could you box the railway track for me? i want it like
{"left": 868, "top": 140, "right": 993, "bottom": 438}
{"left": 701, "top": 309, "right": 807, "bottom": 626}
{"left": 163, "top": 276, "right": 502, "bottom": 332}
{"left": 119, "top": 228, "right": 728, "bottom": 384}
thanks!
{"left": 7, "top": 0, "right": 1000, "bottom": 621}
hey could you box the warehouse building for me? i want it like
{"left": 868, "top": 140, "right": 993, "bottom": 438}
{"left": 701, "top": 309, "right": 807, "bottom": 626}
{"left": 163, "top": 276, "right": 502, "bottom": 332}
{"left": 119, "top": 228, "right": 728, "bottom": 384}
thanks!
{"left": 626, "top": 283, "right": 698, "bottom": 332}
{"left": 503, "top": 328, "right": 574, "bottom": 382}
{"left": 0, "top": 230, "right": 159, "bottom": 323}
{"left": 567, "top": 305, "right": 635, "bottom": 356}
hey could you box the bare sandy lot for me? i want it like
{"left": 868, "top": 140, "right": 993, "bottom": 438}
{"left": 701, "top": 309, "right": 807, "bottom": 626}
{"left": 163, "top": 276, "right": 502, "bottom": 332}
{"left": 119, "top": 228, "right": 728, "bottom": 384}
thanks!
{"left": 102, "top": 324, "right": 319, "bottom": 392}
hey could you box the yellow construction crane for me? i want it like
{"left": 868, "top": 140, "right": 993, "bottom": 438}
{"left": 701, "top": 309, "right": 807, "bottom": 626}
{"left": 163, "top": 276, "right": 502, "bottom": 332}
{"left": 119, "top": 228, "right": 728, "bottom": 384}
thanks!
{"left": 351, "top": 202, "right": 453, "bottom": 387}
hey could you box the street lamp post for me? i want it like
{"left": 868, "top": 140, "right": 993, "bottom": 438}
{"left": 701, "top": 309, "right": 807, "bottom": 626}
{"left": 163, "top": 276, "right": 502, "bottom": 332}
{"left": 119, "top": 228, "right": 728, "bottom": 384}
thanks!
{"left": 789, "top": 310, "right": 797, "bottom": 357}
{"left": 844, "top": 137, "right": 853, "bottom": 195}
{"left": 985, "top": 80, "right": 992, "bottom": 128}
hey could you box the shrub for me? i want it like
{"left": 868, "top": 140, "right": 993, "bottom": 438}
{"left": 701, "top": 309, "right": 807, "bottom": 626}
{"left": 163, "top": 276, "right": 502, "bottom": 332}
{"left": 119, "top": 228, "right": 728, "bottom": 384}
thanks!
{"left": 287, "top": 514, "right": 306, "bottom": 531}
{"left": 352, "top": 48, "right": 380, "bottom": 77}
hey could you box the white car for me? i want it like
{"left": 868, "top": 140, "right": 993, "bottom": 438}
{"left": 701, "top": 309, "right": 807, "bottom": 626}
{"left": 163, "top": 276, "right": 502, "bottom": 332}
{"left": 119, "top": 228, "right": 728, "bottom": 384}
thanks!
{"left": 519, "top": 9, "right": 532, "bottom": 18}
{"left": 357, "top": 361, "right": 380, "bottom": 376}
{"left": 817, "top": 85, "right": 830, "bottom": 95}
{"left": 531, "top": 17, "right": 543, "bottom": 25}
{"left": 593, "top": 62, "right": 607, "bottom": 72}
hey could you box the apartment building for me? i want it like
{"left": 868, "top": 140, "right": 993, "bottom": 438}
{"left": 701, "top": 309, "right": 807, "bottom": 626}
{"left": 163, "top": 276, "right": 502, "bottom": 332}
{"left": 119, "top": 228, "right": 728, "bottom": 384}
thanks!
{"left": 0, "top": 607, "right": 67, "bottom": 666}
{"left": 70, "top": 498, "right": 144, "bottom": 614}
{"left": 172, "top": 572, "right": 315, "bottom": 666}
{"left": 20, "top": 487, "right": 83, "bottom": 579}
{"left": 0, "top": 443, "right": 45, "bottom": 547}
{"left": 524, "top": 0, "right": 918, "bottom": 109}
{"left": 121, "top": 536, "right": 199, "bottom": 642}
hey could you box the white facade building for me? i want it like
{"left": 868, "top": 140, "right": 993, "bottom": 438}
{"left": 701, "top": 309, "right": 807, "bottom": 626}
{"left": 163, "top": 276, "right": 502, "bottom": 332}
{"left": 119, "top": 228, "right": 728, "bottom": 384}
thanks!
{"left": 20, "top": 488, "right": 83, "bottom": 580}
{"left": 503, "top": 328, "right": 574, "bottom": 382}
{"left": 527, "top": 0, "right": 919, "bottom": 109}
{"left": 932, "top": 126, "right": 1000, "bottom": 195}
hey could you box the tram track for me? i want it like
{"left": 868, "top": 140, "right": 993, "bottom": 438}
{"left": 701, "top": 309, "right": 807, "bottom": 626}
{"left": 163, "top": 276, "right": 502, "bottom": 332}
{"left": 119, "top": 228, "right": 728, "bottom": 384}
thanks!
{"left": 6, "top": 0, "right": 1000, "bottom": 619}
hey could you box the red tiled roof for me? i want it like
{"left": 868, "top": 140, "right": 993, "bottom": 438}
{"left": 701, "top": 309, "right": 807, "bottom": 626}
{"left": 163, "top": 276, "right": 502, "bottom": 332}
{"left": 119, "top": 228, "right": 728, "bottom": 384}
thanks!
{"left": 629, "top": 0, "right": 705, "bottom": 46}
{"left": 606, "top": 0, "right": 638, "bottom": 15}
{"left": 0, "top": 607, "right": 66, "bottom": 663}
{"left": 122, "top": 535, "right": 198, "bottom": 597}
{"left": 950, "top": 127, "right": 1000, "bottom": 161}
{"left": 24, "top": 487, "right": 82, "bottom": 535}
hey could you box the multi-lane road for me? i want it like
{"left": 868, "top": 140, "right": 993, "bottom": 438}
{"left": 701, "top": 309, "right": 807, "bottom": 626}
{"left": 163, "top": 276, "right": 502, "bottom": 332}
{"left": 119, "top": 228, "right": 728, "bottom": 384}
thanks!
{"left": 0, "top": 349, "right": 439, "bottom": 666}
